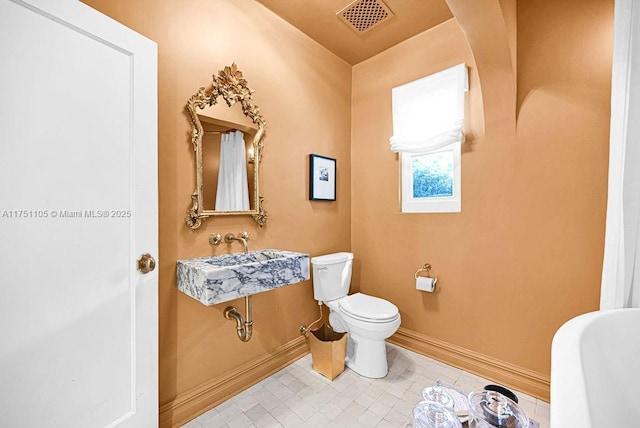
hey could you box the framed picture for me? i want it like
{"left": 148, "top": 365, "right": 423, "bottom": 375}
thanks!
{"left": 309, "top": 154, "right": 336, "bottom": 201}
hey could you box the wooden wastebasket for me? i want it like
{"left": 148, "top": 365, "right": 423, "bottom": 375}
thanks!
{"left": 308, "top": 324, "right": 347, "bottom": 380}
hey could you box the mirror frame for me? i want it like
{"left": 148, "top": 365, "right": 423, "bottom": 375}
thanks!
{"left": 185, "top": 63, "right": 267, "bottom": 229}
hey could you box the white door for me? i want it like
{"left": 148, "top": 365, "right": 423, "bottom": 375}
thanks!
{"left": 0, "top": 1, "right": 158, "bottom": 427}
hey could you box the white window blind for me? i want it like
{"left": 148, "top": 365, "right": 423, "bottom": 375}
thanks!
{"left": 390, "top": 63, "right": 468, "bottom": 154}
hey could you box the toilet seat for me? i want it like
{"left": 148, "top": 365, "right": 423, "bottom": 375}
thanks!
{"left": 338, "top": 293, "right": 399, "bottom": 323}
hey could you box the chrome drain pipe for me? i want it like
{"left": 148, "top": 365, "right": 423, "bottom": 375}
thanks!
{"left": 224, "top": 295, "right": 253, "bottom": 342}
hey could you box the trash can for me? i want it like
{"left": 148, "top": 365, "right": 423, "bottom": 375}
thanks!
{"left": 308, "top": 323, "right": 347, "bottom": 380}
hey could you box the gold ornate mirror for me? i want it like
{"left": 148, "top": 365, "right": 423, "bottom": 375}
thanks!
{"left": 185, "top": 64, "right": 267, "bottom": 229}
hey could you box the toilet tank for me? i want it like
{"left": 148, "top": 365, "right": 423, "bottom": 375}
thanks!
{"left": 310, "top": 252, "right": 354, "bottom": 302}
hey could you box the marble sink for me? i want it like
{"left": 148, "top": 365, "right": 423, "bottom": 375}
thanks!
{"left": 177, "top": 249, "right": 310, "bottom": 305}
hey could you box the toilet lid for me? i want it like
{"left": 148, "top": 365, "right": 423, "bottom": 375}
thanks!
{"left": 339, "top": 293, "right": 399, "bottom": 321}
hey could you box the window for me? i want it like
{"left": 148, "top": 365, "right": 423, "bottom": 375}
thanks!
{"left": 401, "top": 143, "right": 461, "bottom": 212}
{"left": 390, "top": 63, "right": 468, "bottom": 213}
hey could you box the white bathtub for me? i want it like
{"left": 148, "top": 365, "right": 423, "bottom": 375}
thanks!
{"left": 550, "top": 308, "right": 640, "bottom": 427}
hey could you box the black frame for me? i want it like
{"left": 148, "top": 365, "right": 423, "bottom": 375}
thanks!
{"left": 309, "top": 154, "right": 336, "bottom": 201}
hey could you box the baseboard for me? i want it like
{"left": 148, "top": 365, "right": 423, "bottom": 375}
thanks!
{"left": 159, "top": 335, "right": 309, "bottom": 428}
{"left": 389, "top": 327, "right": 550, "bottom": 401}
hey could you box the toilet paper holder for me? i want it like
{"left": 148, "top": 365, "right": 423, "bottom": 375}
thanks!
{"left": 415, "top": 263, "right": 438, "bottom": 284}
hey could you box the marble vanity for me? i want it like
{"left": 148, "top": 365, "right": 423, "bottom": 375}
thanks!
{"left": 177, "top": 249, "right": 310, "bottom": 305}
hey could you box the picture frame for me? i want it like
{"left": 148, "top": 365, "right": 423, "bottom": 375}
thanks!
{"left": 309, "top": 154, "right": 336, "bottom": 201}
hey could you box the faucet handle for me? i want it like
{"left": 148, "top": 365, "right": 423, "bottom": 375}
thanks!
{"left": 209, "top": 233, "right": 222, "bottom": 245}
{"left": 239, "top": 231, "right": 250, "bottom": 240}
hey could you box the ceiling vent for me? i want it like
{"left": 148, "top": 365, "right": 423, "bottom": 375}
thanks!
{"left": 337, "top": 0, "right": 395, "bottom": 34}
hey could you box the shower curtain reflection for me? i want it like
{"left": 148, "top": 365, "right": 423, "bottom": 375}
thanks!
{"left": 215, "top": 130, "right": 250, "bottom": 212}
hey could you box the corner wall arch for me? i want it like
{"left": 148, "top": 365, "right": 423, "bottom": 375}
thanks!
{"left": 445, "top": 0, "right": 516, "bottom": 141}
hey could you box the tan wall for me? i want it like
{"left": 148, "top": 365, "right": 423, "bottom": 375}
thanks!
{"left": 81, "top": 0, "right": 351, "bottom": 424}
{"left": 352, "top": 0, "right": 612, "bottom": 398}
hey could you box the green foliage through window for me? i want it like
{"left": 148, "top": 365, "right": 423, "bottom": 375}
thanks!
{"left": 412, "top": 151, "right": 454, "bottom": 198}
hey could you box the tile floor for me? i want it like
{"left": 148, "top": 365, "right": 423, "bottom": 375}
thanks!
{"left": 182, "top": 344, "right": 550, "bottom": 428}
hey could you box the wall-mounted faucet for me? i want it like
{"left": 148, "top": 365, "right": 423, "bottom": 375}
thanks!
{"left": 224, "top": 231, "right": 250, "bottom": 253}
{"left": 210, "top": 231, "right": 250, "bottom": 253}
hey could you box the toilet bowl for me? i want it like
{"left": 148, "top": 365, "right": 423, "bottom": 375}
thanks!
{"left": 326, "top": 293, "right": 401, "bottom": 378}
{"left": 311, "top": 253, "right": 401, "bottom": 378}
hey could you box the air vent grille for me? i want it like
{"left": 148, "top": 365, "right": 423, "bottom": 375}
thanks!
{"left": 337, "top": 0, "right": 394, "bottom": 34}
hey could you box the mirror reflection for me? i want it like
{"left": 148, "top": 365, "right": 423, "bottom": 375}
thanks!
{"left": 185, "top": 63, "right": 267, "bottom": 229}
{"left": 199, "top": 112, "right": 257, "bottom": 212}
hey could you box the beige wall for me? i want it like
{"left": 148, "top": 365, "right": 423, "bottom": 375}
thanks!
{"left": 82, "top": 0, "right": 351, "bottom": 425}
{"left": 352, "top": 0, "right": 612, "bottom": 399}
{"left": 84, "top": 0, "right": 613, "bottom": 419}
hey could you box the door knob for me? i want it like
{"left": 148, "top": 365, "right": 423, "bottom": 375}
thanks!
{"left": 137, "top": 253, "right": 156, "bottom": 274}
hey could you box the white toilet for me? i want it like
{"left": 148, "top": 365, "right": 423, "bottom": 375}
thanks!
{"left": 311, "top": 252, "right": 401, "bottom": 378}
